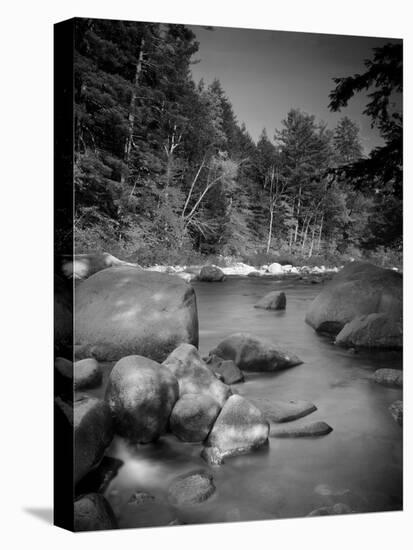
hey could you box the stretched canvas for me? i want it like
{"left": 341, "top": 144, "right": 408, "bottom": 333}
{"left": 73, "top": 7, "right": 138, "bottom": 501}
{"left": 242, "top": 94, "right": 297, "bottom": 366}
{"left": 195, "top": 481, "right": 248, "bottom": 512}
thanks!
{"left": 54, "top": 17, "right": 403, "bottom": 532}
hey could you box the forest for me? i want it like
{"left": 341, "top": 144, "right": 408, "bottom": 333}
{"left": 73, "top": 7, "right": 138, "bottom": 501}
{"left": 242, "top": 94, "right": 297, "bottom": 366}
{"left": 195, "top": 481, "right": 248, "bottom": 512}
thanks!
{"left": 72, "top": 19, "right": 403, "bottom": 268}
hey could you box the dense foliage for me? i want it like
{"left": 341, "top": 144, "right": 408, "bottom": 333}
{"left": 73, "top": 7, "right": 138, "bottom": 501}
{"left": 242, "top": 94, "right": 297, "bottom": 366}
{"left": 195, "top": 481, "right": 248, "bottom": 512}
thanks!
{"left": 72, "top": 19, "right": 402, "bottom": 266}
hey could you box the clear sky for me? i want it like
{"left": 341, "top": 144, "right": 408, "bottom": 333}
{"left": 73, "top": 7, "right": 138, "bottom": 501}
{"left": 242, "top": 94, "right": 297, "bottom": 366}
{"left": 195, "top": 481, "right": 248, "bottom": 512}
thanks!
{"left": 189, "top": 26, "right": 401, "bottom": 154}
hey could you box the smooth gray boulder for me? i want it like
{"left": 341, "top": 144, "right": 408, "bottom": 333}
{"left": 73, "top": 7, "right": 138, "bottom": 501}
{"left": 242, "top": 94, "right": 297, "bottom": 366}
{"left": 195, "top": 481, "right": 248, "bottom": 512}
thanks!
{"left": 168, "top": 471, "right": 216, "bottom": 506}
{"left": 75, "top": 267, "right": 198, "bottom": 362}
{"left": 105, "top": 355, "right": 179, "bottom": 443}
{"left": 335, "top": 313, "right": 402, "bottom": 349}
{"left": 206, "top": 394, "right": 269, "bottom": 457}
{"left": 61, "top": 252, "right": 139, "bottom": 280}
{"left": 170, "top": 394, "right": 221, "bottom": 442}
{"left": 209, "top": 333, "right": 303, "bottom": 372}
{"left": 249, "top": 398, "right": 317, "bottom": 423}
{"left": 74, "top": 493, "right": 117, "bottom": 531}
{"left": 254, "top": 291, "right": 286, "bottom": 310}
{"left": 389, "top": 400, "right": 403, "bottom": 426}
{"left": 74, "top": 358, "right": 102, "bottom": 390}
{"left": 373, "top": 368, "right": 403, "bottom": 388}
{"left": 205, "top": 354, "right": 244, "bottom": 384}
{"left": 199, "top": 265, "right": 226, "bottom": 282}
{"left": 163, "top": 344, "right": 231, "bottom": 407}
{"left": 305, "top": 262, "right": 402, "bottom": 335}
{"left": 270, "top": 421, "right": 332, "bottom": 438}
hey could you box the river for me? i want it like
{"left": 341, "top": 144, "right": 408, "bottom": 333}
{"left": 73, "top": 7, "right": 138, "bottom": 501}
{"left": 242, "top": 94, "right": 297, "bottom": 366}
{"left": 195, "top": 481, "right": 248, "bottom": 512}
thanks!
{"left": 100, "top": 276, "right": 402, "bottom": 528}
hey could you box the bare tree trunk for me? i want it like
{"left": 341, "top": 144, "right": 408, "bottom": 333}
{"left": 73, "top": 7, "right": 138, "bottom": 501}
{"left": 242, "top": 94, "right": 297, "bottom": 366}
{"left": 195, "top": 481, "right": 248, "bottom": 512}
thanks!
{"left": 121, "top": 37, "right": 145, "bottom": 185}
{"left": 308, "top": 225, "right": 316, "bottom": 257}
{"left": 293, "top": 184, "right": 302, "bottom": 244}
{"left": 266, "top": 205, "right": 274, "bottom": 254}
{"left": 317, "top": 214, "right": 324, "bottom": 251}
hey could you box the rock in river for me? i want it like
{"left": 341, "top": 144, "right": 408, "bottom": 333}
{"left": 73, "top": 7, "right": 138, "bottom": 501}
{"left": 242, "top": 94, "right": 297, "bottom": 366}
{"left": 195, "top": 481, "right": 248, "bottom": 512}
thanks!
{"left": 74, "top": 358, "right": 102, "bottom": 390}
{"left": 373, "top": 368, "right": 403, "bottom": 388}
{"left": 249, "top": 398, "right": 317, "bottom": 423}
{"left": 209, "top": 332, "right": 303, "bottom": 372}
{"left": 75, "top": 266, "right": 198, "bottom": 362}
{"left": 205, "top": 354, "right": 244, "bottom": 384}
{"left": 389, "top": 400, "right": 403, "bottom": 426}
{"left": 199, "top": 265, "right": 226, "bottom": 282}
{"left": 168, "top": 470, "right": 216, "bottom": 506}
{"left": 105, "top": 355, "right": 179, "bottom": 443}
{"left": 206, "top": 394, "right": 269, "bottom": 457}
{"left": 254, "top": 291, "right": 286, "bottom": 310}
{"left": 270, "top": 421, "right": 332, "bottom": 438}
{"left": 307, "top": 503, "right": 353, "bottom": 517}
{"left": 335, "top": 313, "right": 402, "bottom": 349}
{"left": 74, "top": 493, "right": 117, "bottom": 531}
{"left": 305, "top": 262, "right": 402, "bottom": 336}
{"left": 163, "top": 344, "right": 231, "bottom": 406}
{"left": 170, "top": 394, "right": 221, "bottom": 442}
{"left": 267, "top": 262, "right": 283, "bottom": 275}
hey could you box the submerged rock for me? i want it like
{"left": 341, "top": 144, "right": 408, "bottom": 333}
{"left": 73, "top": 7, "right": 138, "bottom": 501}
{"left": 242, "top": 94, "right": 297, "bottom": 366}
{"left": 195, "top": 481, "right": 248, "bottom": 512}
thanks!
{"left": 105, "top": 355, "right": 179, "bottom": 443}
{"left": 209, "top": 332, "right": 303, "bottom": 372}
{"left": 270, "top": 421, "right": 332, "bottom": 438}
{"left": 168, "top": 470, "right": 216, "bottom": 506}
{"left": 254, "top": 291, "right": 286, "bottom": 310}
{"left": 249, "top": 398, "right": 317, "bottom": 423}
{"left": 373, "top": 368, "right": 403, "bottom": 388}
{"left": 335, "top": 313, "right": 402, "bottom": 349}
{"left": 305, "top": 261, "right": 402, "bottom": 335}
{"left": 205, "top": 354, "right": 244, "bottom": 384}
{"left": 307, "top": 503, "right": 353, "bottom": 517}
{"left": 163, "top": 344, "right": 231, "bottom": 406}
{"left": 74, "top": 358, "right": 102, "bottom": 390}
{"left": 128, "top": 491, "right": 155, "bottom": 505}
{"left": 199, "top": 265, "right": 225, "bottom": 282}
{"left": 206, "top": 394, "right": 269, "bottom": 457}
{"left": 75, "top": 266, "right": 199, "bottom": 362}
{"left": 389, "top": 400, "right": 403, "bottom": 426}
{"left": 76, "top": 456, "right": 124, "bottom": 495}
{"left": 201, "top": 446, "right": 225, "bottom": 465}
{"left": 170, "top": 394, "right": 221, "bottom": 442}
{"left": 74, "top": 493, "right": 117, "bottom": 531}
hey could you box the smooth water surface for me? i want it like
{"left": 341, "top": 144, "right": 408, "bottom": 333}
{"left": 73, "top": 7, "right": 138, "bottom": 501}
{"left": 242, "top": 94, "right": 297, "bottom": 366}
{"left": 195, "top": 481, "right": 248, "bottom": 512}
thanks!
{"left": 103, "top": 277, "right": 402, "bottom": 527}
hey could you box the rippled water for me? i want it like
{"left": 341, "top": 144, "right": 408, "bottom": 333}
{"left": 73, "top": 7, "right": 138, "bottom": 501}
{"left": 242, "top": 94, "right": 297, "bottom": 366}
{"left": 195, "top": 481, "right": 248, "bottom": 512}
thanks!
{"left": 99, "top": 276, "right": 403, "bottom": 528}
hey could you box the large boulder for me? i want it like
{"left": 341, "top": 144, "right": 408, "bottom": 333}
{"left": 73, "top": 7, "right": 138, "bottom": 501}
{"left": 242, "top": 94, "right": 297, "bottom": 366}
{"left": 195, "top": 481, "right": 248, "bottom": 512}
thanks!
{"left": 163, "top": 344, "right": 231, "bottom": 407}
{"left": 270, "top": 421, "right": 332, "bottom": 438}
{"left": 305, "top": 262, "right": 402, "bottom": 335}
{"left": 105, "top": 355, "right": 179, "bottom": 443}
{"left": 75, "top": 266, "right": 198, "bottom": 362}
{"left": 254, "top": 291, "right": 286, "bottom": 310}
{"left": 267, "top": 262, "right": 283, "bottom": 275}
{"left": 170, "top": 394, "right": 221, "bottom": 442}
{"left": 74, "top": 493, "right": 117, "bottom": 531}
{"left": 373, "top": 368, "right": 403, "bottom": 388}
{"left": 209, "top": 333, "right": 303, "bottom": 372}
{"left": 335, "top": 313, "right": 402, "bottom": 349}
{"left": 206, "top": 394, "right": 269, "bottom": 457}
{"left": 61, "top": 252, "right": 139, "bottom": 280}
{"left": 65, "top": 395, "right": 113, "bottom": 485}
{"left": 199, "top": 265, "right": 225, "bottom": 282}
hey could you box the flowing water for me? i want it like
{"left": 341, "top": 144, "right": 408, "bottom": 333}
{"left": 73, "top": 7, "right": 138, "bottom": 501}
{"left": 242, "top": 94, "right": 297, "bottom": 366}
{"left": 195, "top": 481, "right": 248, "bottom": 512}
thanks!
{"left": 99, "top": 276, "right": 402, "bottom": 527}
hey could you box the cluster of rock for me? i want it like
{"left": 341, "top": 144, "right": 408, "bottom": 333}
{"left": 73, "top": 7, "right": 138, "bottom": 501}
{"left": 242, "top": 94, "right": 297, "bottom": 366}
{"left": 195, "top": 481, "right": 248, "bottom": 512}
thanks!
{"left": 305, "top": 261, "right": 402, "bottom": 349}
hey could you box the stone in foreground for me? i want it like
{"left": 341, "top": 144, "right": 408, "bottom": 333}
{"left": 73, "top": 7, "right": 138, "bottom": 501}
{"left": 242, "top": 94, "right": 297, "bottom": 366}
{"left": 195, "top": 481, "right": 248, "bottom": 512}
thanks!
{"left": 206, "top": 394, "right": 269, "bottom": 457}
{"left": 373, "top": 368, "right": 403, "bottom": 388}
{"left": 249, "top": 398, "right": 317, "bottom": 423}
{"left": 199, "top": 265, "right": 226, "bottom": 282}
{"left": 270, "top": 421, "right": 332, "bottom": 438}
{"left": 254, "top": 291, "right": 286, "bottom": 310}
{"left": 307, "top": 503, "right": 353, "bottom": 517}
{"left": 305, "top": 262, "right": 402, "bottom": 335}
{"left": 168, "top": 471, "right": 216, "bottom": 506}
{"left": 170, "top": 394, "right": 221, "bottom": 442}
{"left": 335, "top": 313, "right": 402, "bottom": 349}
{"left": 75, "top": 266, "right": 198, "bottom": 362}
{"left": 389, "top": 400, "right": 403, "bottom": 426}
{"left": 74, "top": 493, "right": 117, "bottom": 531}
{"left": 209, "top": 332, "right": 303, "bottom": 372}
{"left": 163, "top": 344, "right": 231, "bottom": 406}
{"left": 74, "top": 358, "right": 102, "bottom": 390}
{"left": 105, "top": 355, "right": 179, "bottom": 443}
{"left": 72, "top": 395, "right": 114, "bottom": 485}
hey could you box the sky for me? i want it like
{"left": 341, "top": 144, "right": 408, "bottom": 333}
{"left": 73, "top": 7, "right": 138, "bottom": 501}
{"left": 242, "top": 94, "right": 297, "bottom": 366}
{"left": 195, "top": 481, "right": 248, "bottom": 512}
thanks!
{"left": 189, "top": 26, "right": 402, "bottom": 154}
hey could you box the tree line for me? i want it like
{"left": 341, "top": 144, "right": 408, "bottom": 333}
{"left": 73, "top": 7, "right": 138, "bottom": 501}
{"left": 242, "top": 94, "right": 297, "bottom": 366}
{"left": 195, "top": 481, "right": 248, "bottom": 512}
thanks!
{"left": 72, "top": 19, "right": 402, "bottom": 265}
